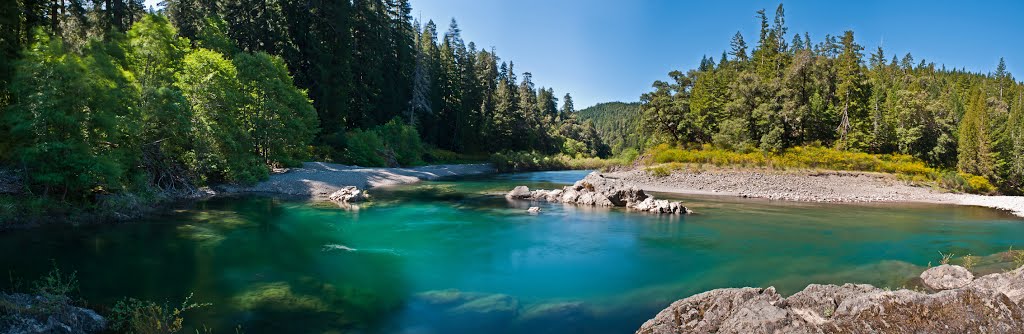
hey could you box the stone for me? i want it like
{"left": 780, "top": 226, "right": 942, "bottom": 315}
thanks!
{"left": 635, "top": 265, "right": 1024, "bottom": 334}
{"left": 506, "top": 172, "right": 688, "bottom": 215}
{"left": 527, "top": 207, "right": 541, "bottom": 214}
{"left": 328, "top": 186, "right": 365, "bottom": 203}
{"left": 545, "top": 189, "right": 563, "bottom": 202}
{"left": 505, "top": 186, "right": 532, "bottom": 200}
{"left": 920, "top": 265, "right": 974, "bottom": 290}
{"left": 0, "top": 293, "right": 107, "bottom": 334}
{"left": 968, "top": 265, "right": 1024, "bottom": 304}
{"left": 561, "top": 189, "right": 580, "bottom": 203}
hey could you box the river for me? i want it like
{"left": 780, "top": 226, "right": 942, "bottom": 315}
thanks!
{"left": 2, "top": 170, "right": 1022, "bottom": 333}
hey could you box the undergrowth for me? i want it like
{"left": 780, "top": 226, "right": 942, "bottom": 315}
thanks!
{"left": 641, "top": 144, "right": 996, "bottom": 194}
{"left": 490, "top": 151, "right": 627, "bottom": 172}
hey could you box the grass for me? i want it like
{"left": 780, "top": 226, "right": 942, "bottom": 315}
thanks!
{"left": 489, "top": 151, "right": 628, "bottom": 173}
{"left": 641, "top": 144, "right": 996, "bottom": 194}
{"left": 960, "top": 255, "right": 977, "bottom": 270}
{"left": 938, "top": 251, "right": 954, "bottom": 265}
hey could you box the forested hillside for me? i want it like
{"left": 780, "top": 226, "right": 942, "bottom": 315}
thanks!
{"left": 0, "top": 0, "right": 606, "bottom": 205}
{"left": 640, "top": 5, "right": 1024, "bottom": 193}
{"left": 577, "top": 102, "right": 644, "bottom": 156}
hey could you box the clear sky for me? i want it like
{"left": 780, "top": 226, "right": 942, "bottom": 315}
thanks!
{"left": 145, "top": 0, "right": 1024, "bottom": 109}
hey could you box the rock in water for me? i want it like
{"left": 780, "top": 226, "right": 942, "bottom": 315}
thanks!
{"left": 328, "top": 186, "right": 365, "bottom": 203}
{"left": 506, "top": 172, "right": 689, "bottom": 214}
{"left": 506, "top": 186, "right": 532, "bottom": 200}
{"left": 635, "top": 265, "right": 1024, "bottom": 334}
{"left": 527, "top": 207, "right": 541, "bottom": 214}
{"left": 920, "top": 264, "right": 974, "bottom": 290}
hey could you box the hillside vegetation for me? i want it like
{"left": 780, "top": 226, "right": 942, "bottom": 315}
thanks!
{"left": 634, "top": 4, "right": 1024, "bottom": 194}
{"left": 577, "top": 102, "right": 645, "bottom": 157}
{"left": 0, "top": 0, "right": 609, "bottom": 215}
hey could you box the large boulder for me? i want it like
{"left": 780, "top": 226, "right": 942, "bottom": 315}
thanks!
{"left": 636, "top": 265, "right": 1024, "bottom": 334}
{"left": 506, "top": 172, "right": 688, "bottom": 214}
{"left": 969, "top": 265, "right": 1024, "bottom": 304}
{"left": 0, "top": 293, "right": 107, "bottom": 334}
{"left": 920, "top": 264, "right": 974, "bottom": 290}
{"left": 505, "top": 186, "right": 532, "bottom": 200}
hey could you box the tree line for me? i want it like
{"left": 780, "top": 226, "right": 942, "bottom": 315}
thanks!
{"left": 0, "top": 0, "right": 607, "bottom": 202}
{"left": 639, "top": 5, "right": 1024, "bottom": 193}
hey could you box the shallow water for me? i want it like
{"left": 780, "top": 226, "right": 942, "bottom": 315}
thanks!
{"left": 2, "top": 170, "right": 1023, "bottom": 333}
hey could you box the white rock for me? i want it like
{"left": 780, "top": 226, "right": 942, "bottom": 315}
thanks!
{"left": 920, "top": 264, "right": 974, "bottom": 290}
{"left": 328, "top": 186, "right": 365, "bottom": 203}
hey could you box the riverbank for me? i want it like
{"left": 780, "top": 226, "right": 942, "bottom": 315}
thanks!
{"left": 637, "top": 257, "right": 1024, "bottom": 334}
{"left": 603, "top": 167, "right": 1024, "bottom": 217}
{"left": 218, "top": 162, "right": 495, "bottom": 199}
{"left": 0, "top": 163, "right": 495, "bottom": 230}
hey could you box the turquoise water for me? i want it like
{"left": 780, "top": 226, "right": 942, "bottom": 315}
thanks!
{"left": 2, "top": 170, "right": 1024, "bottom": 333}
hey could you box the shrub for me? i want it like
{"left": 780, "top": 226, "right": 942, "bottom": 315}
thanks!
{"left": 939, "top": 172, "right": 996, "bottom": 194}
{"left": 640, "top": 145, "right": 1004, "bottom": 193}
{"left": 342, "top": 120, "right": 426, "bottom": 167}
{"left": 33, "top": 264, "right": 78, "bottom": 301}
{"left": 110, "top": 293, "right": 210, "bottom": 334}
{"left": 962, "top": 174, "right": 996, "bottom": 194}
{"left": 343, "top": 130, "right": 387, "bottom": 167}
{"left": 374, "top": 119, "right": 424, "bottom": 166}
{"left": 490, "top": 151, "right": 625, "bottom": 172}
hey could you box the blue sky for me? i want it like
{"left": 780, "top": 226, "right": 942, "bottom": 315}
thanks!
{"left": 145, "top": 0, "right": 1024, "bottom": 108}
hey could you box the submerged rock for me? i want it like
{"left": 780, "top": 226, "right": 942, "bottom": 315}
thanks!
{"left": 636, "top": 265, "right": 1024, "bottom": 334}
{"left": 0, "top": 293, "right": 106, "bottom": 334}
{"left": 920, "top": 264, "right": 974, "bottom": 290}
{"left": 527, "top": 207, "right": 541, "bottom": 214}
{"left": 506, "top": 172, "right": 689, "bottom": 214}
{"left": 328, "top": 186, "right": 365, "bottom": 203}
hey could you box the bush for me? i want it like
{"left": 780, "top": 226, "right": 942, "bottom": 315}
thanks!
{"left": 939, "top": 172, "right": 997, "bottom": 194}
{"left": 645, "top": 144, "right": 938, "bottom": 178}
{"left": 490, "top": 151, "right": 624, "bottom": 172}
{"left": 643, "top": 145, "right": 1000, "bottom": 193}
{"left": 110, "top": 293, "right": 210, "bottom": 334}
{"left": 343, "top": 130, "right": 387, "bottom": 167}
{"left": 375, "top": 119, "right": 424, "bottom": 166}
{"left": 342, "top": 119, "right": 425, "bottom": 167}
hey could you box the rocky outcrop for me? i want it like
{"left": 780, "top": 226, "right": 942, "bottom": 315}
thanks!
{"left": 507, "top": 172, "right": 690, "bottom": 214}
{"left": 636, "top": 265, "right": 1024, "bottom": 334}
{"left": 0, "top": 293, "right": 106, "bottom": 334}
{"left": 328, "top": 186, "right": 365, "bottom": 203}
{"left": 0, "top": 169, "right": 22, "bottom": 194}
{"left": 920, "top": 264, "right": 974, "bottom": 290}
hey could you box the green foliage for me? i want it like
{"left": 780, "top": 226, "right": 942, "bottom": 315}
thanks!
{"left": 343, "top": 129, "right": 387, "bottom": 167}
{"left": 645, "top": 144, "right": 998, "bottom": 194}
{"left": 490, "top": 151, "right": 624, "bottom": 173}
{"left": 939, "top": 172, "right": 996, "bottom": 195}
{"left": 6, "top": 32, "right": 140, "bottom": 199}
{"left": 958, "top": 90, "right": 995, "bottom": 177}
{"left": 341, "top": 120, "right": 426, "bottom": 167}
{"left": 176, "top": 48, "right": 266, "bottom": 184}
{"left": 233, "top": 52, "right": 319, "bottom": 167}
{"left": 634, "top": 4, "right": 1020, "bottom": 194}
{"left": 110, "top": 293, "right": 211, "bottom": 334}
{"left": 576, "top": 102, "right": 645, "bottom": 155}
{"left": 32, "top": 263, "right": 78, "bottom": 303}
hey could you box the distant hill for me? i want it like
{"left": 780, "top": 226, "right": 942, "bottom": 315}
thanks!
{"left": 577, "top": 102, "right": 645, "bottom": 155}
